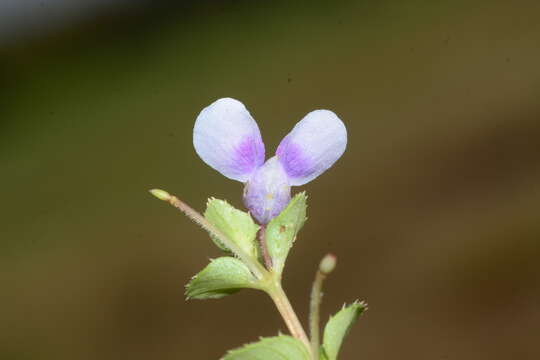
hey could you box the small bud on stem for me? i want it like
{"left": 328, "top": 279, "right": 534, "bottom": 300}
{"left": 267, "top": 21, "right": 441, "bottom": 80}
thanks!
{"left": 319, "top": 253, "right": 337, "bottom": 275}
{"left": 149, "top": 189, "right": 171, "bottom": 201}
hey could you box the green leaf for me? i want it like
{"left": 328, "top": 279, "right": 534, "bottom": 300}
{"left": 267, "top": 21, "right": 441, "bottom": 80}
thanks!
{"left": 319, "top": 348, "right": 330, "bottom": 360}
{"left": 222, "top": 335, "right": 310, "bottom": 360}
{"left": 322, "top": 301, "right": 367, "bottom": 360}
{"left": 185, "top": 257, "right": 261, "bottom": 299}
{"left": 204, "top": 198, "right": 260, "bottom": 258}
{"left": 265, "top": 192, "right": 307, "bottom": 274}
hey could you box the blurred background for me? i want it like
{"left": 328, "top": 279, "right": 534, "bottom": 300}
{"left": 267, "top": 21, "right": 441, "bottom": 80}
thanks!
{"left": 1, "top": 0, "right": 539, "bottom": 359}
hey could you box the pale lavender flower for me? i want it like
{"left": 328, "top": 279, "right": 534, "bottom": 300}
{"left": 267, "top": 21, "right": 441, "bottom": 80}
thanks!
{"left": 193, "top": 98, "right": 347, "bottom": 224}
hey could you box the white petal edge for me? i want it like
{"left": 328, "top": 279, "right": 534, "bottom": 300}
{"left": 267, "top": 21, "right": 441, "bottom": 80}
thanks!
{"left": 276, "top": 109, "right": 347, "bottom": 186}
{"left": 193, "top": 98, "right": 265, "bottom": 182}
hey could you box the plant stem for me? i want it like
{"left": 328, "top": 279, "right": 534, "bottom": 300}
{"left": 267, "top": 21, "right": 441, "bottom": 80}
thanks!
{"left": 309, "top": 253, "right": 336, "bottom": 357}
{"left": 309, "top": 270, "right": 326, "bottom": 356}
{"left": 268, "top": 281, "right": 313, "bottom": 357}
{"left": 257, "top": 226, "right": 273, "bottom": 270}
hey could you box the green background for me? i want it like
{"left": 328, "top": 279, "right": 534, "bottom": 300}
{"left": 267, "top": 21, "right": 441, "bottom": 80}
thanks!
{"left": 1, "top": 0, "right": 539, "bottom": 359}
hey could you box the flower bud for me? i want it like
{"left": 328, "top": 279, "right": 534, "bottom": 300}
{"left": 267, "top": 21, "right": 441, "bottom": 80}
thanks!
{"left": 319, "top": 253, "right": 337, "bottom": 275}
{"left": 243, "top": 156, "right": 291, "bottom": 224}
{"left": 149, "top": 189, "right": 171, "bottom": 201}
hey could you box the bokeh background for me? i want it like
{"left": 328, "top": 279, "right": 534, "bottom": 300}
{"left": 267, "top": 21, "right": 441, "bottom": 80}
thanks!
{"left": 1, "top": 0, "right": 539, "bottom": 359}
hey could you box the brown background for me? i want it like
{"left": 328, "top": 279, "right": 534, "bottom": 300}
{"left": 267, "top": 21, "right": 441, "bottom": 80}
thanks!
{"left": 1, "top": 0, "right": 539, "bottom": 359}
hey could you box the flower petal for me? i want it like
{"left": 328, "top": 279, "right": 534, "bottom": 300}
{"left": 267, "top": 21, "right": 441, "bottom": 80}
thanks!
{"left": 276, "top": 110, "right": 347, "bottom": 186}
{"left": 193, "top": 98, "right": 265, "bottom": 182}
{"left": 243, "top": 156, "right": 291, "bottom": 224}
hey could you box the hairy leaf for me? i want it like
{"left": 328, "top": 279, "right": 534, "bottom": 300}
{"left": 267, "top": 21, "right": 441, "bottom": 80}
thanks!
{"left": 265, "top": 192, "right": 307, "bottom": 274}
{"left": 322, "top": 301, "right": 367, "bottom": 360}
{"left": 222, "top": 335, "right": 310, "bottom": 360}
{"left": 319, "top": 348, "right": 330, "bottom": 360}
{"left": 205, "top": 198, "right": 260, "bottom": 257}
{"left": 185, "top": 257, "right": 261, "bottom": 299}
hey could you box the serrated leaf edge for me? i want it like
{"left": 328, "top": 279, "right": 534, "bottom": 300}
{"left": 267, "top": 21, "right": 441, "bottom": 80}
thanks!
{"left": 204, "top": 197, "right": 259, "bottom": 257}
{"left": 184, "top": 257, "right": 262, "bottom": 300}
{"left": 221, "top": 335, "right": 310, "bottom": 360}
{"left": 322, "top": 300, "right": 367, "bottom": 360}
{"left": 266, "top": 192, "right": 308, "bottom": 274}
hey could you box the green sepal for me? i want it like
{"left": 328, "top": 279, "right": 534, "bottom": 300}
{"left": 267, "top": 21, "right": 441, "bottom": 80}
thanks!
{"left": 185, "top": 257, "right": 261, "bottom": 300}
{"left": 204, "top": 198, "right": 260, "bottom": 258}
{"left": 265, "top": 192, "right": 307, "bottom": 274}
{"left": 322, "top": 301, "right": 367, "bottom": 360}
{"left": 221, "top": 335, "right": 310, "bottom": 360}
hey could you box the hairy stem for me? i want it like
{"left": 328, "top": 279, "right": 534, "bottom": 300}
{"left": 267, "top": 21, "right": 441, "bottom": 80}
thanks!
{"left": 268, "top": 281, "right": 312, "bottom": 357}
{"left": 309, "top": 270, "right": 326, "bottom": 356}
{"left": 257, "top": 226, "right": 273, "bottom": 270}
{"left": 309, "top": 253, "right": 336, "bottom": 357}
{"left": 150, "top": 189, "right": 267, "bottom": 279}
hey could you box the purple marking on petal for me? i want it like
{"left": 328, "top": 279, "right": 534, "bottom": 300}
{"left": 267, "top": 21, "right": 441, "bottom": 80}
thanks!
{"left": 276, "top": 110, "right": 347, "bottom": 186}
{"left": 231, "top": 135, "right": 266, "bottom": 175}
{"left": 275, "top": 136, "right": 312, "bottom": 179}
{"left": 193, "top": 98, "right": 266, "bottom": 182}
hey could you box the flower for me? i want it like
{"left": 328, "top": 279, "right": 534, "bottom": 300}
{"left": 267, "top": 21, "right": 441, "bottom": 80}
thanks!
{"left": 193, "top": 98, "right": 347, "bottom": 224}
